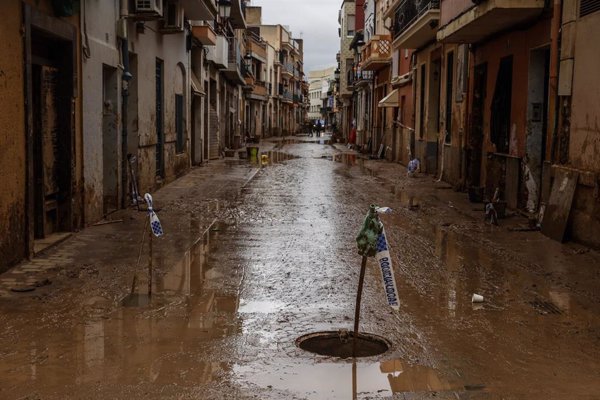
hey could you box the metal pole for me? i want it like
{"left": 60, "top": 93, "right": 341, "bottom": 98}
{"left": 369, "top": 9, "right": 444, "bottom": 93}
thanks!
{"left": 353, "top": 255, "right": 368, "bottom": 357}
{"left": 148, "top": 229, "right": 153, "bottom": 296}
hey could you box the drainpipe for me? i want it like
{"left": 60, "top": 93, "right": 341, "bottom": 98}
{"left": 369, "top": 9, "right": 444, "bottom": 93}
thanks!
{"left": 548, "top": 0, "right": 561, "bottom": 163}
{"left": 120, "top": 0, "right": 132, "bottom": 209}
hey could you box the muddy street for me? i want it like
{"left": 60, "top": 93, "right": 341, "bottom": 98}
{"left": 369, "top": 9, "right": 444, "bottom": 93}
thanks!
{"left": 1, "top": 137, "right": 599, "bottom": 399}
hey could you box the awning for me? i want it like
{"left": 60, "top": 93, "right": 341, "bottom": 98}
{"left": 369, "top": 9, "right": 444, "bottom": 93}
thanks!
{"left": 191, "top": 71, "right": 204, "bottom": 97}
{"left": 378, "top": 89, "right": 399, "bottom": 108}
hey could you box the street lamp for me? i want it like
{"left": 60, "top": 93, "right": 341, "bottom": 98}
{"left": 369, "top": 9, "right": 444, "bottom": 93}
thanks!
{"left": 334, "top": 68, "right": 340, "bottom": 81}
{"left": 218, "top": 0, "right": 231, "bottom": 18}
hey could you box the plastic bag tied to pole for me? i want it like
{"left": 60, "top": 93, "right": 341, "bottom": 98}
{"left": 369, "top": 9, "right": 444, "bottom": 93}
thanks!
{"left": 144, "top": 193, "right": 164, "bottom": 237}
{"left": 355, "top": 205, "right": 391, "bottom": 257}
{"left": 355, "top": 205, "right": 400, "bottom": 310}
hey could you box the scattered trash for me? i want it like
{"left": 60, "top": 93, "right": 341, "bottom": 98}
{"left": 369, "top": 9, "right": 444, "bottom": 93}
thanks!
{"left": 92, "top": 219, "right": 124, "bottom": 227}
{"left": 11, "top": 286, "right": 35, "bottom": 293}
{"left": 509, "top": 226, "right": 540, "bottom": 232}
{"left": 485, "top": 203, "right": 498, "bottom": 225}
{"left": 472, "top": 293, "right": 484, "bottom": 303}
{"left": 34, "top": 278, "right": 51, "bottom": 287}
{"left": 407, "top": 158, "right": 420, "bottom": 178}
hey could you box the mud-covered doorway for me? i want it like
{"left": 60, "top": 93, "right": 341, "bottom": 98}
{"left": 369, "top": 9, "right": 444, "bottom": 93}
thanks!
{"left": 102, "top": 65, "right": 119, "bottom": 215}
{"left": 467, "top": 62, "right": 487, "bottom": 188}
{"left": 525, "top": 46, "right": 550, "bottom": 212}
{"left": 30, "top": 28, "right": 74, "bottom": 241}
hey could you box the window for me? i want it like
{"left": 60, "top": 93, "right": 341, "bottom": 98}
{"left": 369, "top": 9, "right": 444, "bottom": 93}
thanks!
{"left": 347, "top": 14, "right": 355, "bottom": 36}
{"left": 490, "top": 56, "right": 513, "bottom": 153}
{"left": 580, "top": 0, "right": 600, "bottom": 17}
{"left": 419, "top": 64, "right": 426, "bottom": 139}
{"left": 175, "top": 94, "right": 184, "bottom": 153}
{"left": 445, "top": 51, "right": 454, "bottom": 144}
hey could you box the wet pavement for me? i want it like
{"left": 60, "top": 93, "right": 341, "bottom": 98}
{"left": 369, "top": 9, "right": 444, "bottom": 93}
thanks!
{"left": 1, "top": 134, "right": 599, "bottom": 399}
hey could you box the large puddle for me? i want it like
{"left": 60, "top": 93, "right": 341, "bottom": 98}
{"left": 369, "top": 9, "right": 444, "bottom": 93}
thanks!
{"left": 235, "top": 358, "right": 458, "bottom": 399}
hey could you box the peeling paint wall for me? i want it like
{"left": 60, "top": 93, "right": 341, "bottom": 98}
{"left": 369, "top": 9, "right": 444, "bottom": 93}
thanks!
{"left": 440, "top": 44, "right": 468, "bottom": 187}
{"left": 0, "top": 2, "right": 26, "bottom": 271}
{"left": 128, "top": 21, "right": 191, "bottom": 194}
{"left": 0, "top": 1, "right": 83, "bottom": 271}
{"left": 563, "top": 7, "right": 600, "bottom": 248}
{"left": 570, "top": 12, "right": 600, "bottom": 173}
{"left": 82, "top": 0, "right": 121, "bottom": 223}
{"left": 474, "top": 17, "right": 551, "bottom": 203}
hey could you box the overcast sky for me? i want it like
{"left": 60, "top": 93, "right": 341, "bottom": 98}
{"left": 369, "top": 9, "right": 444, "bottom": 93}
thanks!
{"left": 249, "top": 0, "right": 339, "bottom": 73}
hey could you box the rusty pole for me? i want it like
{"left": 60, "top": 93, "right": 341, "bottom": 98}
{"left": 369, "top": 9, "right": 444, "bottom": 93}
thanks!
{"left": 353, "top": 255, "right": 368, "bottom": 357}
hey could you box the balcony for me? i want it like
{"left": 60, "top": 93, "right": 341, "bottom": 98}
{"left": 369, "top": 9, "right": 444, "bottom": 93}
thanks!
{"left": 205, "top": 34, "right": 228, "bottom": 69}
{"left": 191, "top": 23, "right": 217, "bottom": 46}
{"left": 354, "top": 70, "right": 374, "bottom": 87}
{"left": 247, "top": 80, "right": 268, "bottom": 101}
{"left": 437, "top": 0, "right": 545, "bottom": 43}
{"left": 222, "top": 39, "right": 245, "bottom": 85}
{"left": 361, "top": 35, "right": 392, "bottom": 71}
{"left": 392, "top": 0, "right": 440, "bottom": 49}
{"left": 282, "top": 90, "right": 293, "bottom": 103}
{"left": 181, "top": 0, "right": 217, "bottom": 20}
{"left": 282, "top": 62, "right": 294, "bottom": 78}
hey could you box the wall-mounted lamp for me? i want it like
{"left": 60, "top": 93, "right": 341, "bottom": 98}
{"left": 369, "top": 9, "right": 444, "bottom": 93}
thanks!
{"left": 218, "top": 0, "right": 232, "bottom": 18}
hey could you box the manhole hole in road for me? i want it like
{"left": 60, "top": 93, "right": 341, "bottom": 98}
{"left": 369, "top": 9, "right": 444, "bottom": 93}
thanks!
{"left": 296, "top": 330, "right": 390, "bottom": 358}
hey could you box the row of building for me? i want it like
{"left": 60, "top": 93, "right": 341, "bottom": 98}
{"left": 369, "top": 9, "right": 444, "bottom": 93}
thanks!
{"left": 0, "top": 0, "right": 308, "bottom": 272}
{"left": 335, "top": 0, "right": 600, "bottom": 248}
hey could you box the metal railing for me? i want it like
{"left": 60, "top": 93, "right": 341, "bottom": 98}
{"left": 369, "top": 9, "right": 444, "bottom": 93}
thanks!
{"left": 361, "top": 35, "right": 391, "bottom": 63}
{"left": 393, "top": 0, "right": 440, "bottom": 39}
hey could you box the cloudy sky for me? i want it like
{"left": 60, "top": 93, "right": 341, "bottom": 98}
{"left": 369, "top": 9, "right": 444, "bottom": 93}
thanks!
{"left": 249, "top": 0, "right": 340, "bottom": 73}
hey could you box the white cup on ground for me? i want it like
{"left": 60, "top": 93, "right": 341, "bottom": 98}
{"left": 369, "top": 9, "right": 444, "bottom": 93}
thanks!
{"left": 472, "top": 293, "right": 484, "bottom": 303}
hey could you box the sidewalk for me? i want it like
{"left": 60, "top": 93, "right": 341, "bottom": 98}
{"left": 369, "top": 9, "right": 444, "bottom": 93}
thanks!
{"left": 0, "top": 154, "right": 271, "bottom": 299}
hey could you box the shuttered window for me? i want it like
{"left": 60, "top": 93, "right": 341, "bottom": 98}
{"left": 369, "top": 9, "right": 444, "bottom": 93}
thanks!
{"left": 175, "top": 94, "right": 184, "bottom": 154}
{"left": 580, "top": 0, "right": 600, "bottom": 17}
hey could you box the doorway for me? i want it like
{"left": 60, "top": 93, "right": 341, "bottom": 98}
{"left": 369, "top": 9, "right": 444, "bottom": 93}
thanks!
{"left": 102, "top": 65, "right": 119, "bottom": 214}
{"left": 29, "top": 28, "right": 74, "bottom": 242}
{"left": 155, "top": 58, "right": 164, "bottom": 178}
{"left": 526, "top": 47, "right": 550, "bottom": 211}
{"left": 490, "top": 56, "right": 513, "bottom": 154}
{"left": 467, "top": 63, "right": 487, "bottom": 188}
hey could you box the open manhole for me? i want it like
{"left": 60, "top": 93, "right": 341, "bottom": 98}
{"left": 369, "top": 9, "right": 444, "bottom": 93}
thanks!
{"left": 296, "top": 330, "right": 390, "bottom": 358}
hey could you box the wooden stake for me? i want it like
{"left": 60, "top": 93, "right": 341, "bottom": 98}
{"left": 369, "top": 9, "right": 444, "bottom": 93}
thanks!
{"left": 353, "top": 255, "right": 368, "bottom": 357}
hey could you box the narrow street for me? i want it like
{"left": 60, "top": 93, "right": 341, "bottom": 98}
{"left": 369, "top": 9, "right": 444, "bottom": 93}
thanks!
{"left": 1, "top": 137, "right": 599, "bottom": 399}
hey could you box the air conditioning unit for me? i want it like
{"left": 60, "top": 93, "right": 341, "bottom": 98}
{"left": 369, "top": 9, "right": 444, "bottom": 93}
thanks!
{"left": 134, "top": 0, "right": 163, "bottom": 18}
{"left": 160, "top": 0, "right": 184, "bottom": 33}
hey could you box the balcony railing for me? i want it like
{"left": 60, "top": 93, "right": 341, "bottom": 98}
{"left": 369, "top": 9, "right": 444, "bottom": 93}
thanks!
{"left": 393, "top": 0, "right": 440, "bottom": 40}
{"left": 282, "top": 62, "right": 294, "bottom": 76}
{"left": 282, "top": 90, "right": 293, "bottom": 102}
{"left": 361, "top": 35, "right": 391, "bottom": 71}
{"left": 348, "top": 69, "right": 374, "bottom": 88}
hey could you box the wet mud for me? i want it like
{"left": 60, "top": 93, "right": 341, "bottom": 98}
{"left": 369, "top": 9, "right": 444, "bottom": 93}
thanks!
{"left": 0, "top": 136, "right": 599, "bottom": 399}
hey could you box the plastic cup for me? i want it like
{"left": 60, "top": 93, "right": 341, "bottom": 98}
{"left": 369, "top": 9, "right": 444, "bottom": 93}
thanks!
{"left": 472, "top": 293, "right": 484, "bottom": 303}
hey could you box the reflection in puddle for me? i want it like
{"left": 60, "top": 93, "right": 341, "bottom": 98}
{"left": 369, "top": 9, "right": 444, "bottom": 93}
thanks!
{"left": 0, "top": 221, "right": 242, "bottom": 392}
{"left": 252, "top": 151, "right": 299, "bottom": 166}
{"left": 389, "top": 186, "right": 422, "bottom": 209}
{"left": 380, "top": 359, "right": 452, "bottom": 392}
{"left": 121, "top": 293, "right": 150, "bottom": 307}
{"left": 235, "top": 359, "right": 454, "bottom": 399}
